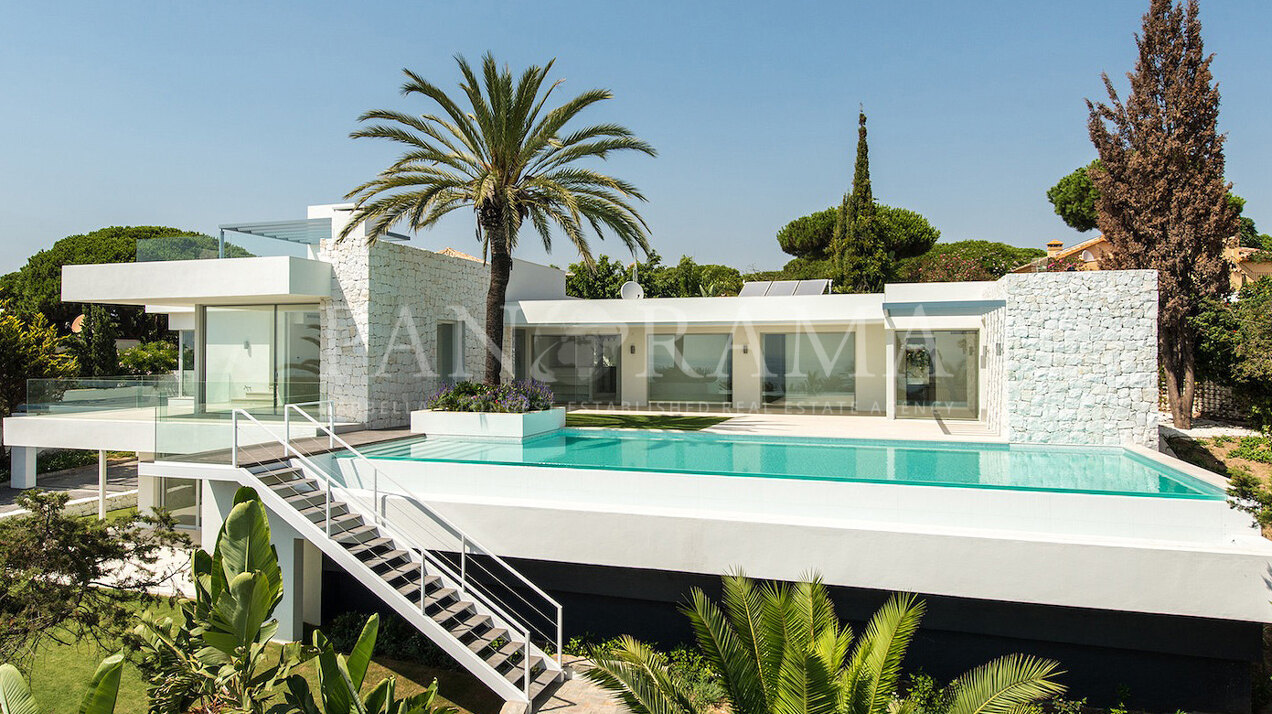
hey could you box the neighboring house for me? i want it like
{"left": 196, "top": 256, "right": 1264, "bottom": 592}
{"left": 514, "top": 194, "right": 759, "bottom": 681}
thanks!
{"left": 1013, "top": 235, "right": 1272, "bottom": 290}
{"left": 2, "top": 202, "right": 1269, "bottom": 712}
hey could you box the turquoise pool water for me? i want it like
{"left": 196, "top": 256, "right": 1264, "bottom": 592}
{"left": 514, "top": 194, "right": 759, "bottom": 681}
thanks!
{"left": 355, "top": 428, "right": 1225, "bottom": 499}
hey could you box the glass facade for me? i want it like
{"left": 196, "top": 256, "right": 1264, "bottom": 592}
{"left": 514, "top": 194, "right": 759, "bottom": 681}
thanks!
{"left": 648, "top": 333, "right": 733, "bottom": 403}
{"left": 762, "top": 331, "right": 856, "bottom": 408}
{"left": 202, "top": 304, "right": 321, "bottom": 413}
{"left": 895, "top": 330, "right": 979, "bottom": 419}
{"left": 530, "top": 334, "right": 620, "bottom": 403}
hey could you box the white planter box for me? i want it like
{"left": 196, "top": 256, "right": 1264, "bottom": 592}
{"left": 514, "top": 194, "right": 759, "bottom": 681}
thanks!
{"left": 409, "top": 407, "right": 565, "bottom": 439}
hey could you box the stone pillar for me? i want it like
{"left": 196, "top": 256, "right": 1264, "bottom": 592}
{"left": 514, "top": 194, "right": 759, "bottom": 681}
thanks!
{"left": 10, "top": 446, "right": 37, "bottom": 489}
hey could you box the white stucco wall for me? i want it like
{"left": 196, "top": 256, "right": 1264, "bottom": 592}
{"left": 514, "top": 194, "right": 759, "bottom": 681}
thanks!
{"left": 1000, "top": 270, "right": 1158, "bottom": 446}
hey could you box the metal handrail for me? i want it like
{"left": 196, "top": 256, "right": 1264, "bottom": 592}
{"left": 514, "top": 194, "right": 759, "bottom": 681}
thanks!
{"left": 231, "top": 407, "right": 540, "bottom": 700}
{"left": 283, "top": 401, "right": 564, "bottom": 655}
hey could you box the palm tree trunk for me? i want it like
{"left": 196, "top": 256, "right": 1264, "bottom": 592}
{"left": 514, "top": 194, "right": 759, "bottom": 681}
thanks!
{"left": 484, "top": 228, "right": 513, "bottom": 386}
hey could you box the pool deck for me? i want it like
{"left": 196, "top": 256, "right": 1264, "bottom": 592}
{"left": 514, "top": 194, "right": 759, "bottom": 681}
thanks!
{"left": 569, "top": 408, "right": 1004, "bottom": 442}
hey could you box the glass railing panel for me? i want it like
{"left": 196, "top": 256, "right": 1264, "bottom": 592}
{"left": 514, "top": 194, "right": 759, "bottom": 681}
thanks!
{"left": 23, "top": 375, "right": 180, "bottom": 415}
{"left": 135, "top": 234, "right": 312, "bottom": 262}
{"left": 153, "top": 382, "right": 328, "bottom": 463}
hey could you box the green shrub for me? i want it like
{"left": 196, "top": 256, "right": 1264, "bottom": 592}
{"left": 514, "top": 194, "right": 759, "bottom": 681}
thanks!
{"left": 325, "top": 611, "right": 461, "bottom": 670}
{"left": 1230, "top": 436, "right": 1272, "bottom": 464}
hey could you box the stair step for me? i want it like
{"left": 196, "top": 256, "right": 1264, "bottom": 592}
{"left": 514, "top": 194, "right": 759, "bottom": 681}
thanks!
{"left": 333, "top": 524, "right": 380, "bottom": 544}
{"left": 451, "top": 612, "right": 493, "bottom": 636}
{"left": 284, "top": 490, "right": 327, "bottom": 507}
{"left": 502, "top": 654, "right": 546, "bottom": 683}
{"left": 530, "top": 667, "right": 560, "bottom": 697}
{"left": 272, "top": 477, "right": 320, "bottom": 493}
{"left": 424, "top": 587, "right": 457, "bottom": 607}
{"left": 255, "top": 466, "right": 303, "bottom": 481}
{"left": 396, "top": 575, "right": 441, "bottom": 600}
{"left": 316, "top": 512, "right": 363, "bottom": 533}
{"left": 466, "top": 628, "right": 510, "bottom": 653}
{"left": 347, "top": 536, "right": 395, "bottom": 555}
{"left": 380, "top": 562, "right": 420, "bottom": 582}
{"left": 300, "top": 502, "right": 350, "bottom": 521}
{"left": 484, "top": 639, "right": 526, "bottom": 668}
{"left": 362, "top": 550, "right": 410, "bottom": 569}
{"left": 431, "top": 599, "right": 473, "bottom": 625}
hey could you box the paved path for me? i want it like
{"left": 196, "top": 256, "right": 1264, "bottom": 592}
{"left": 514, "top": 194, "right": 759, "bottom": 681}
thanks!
{"left": 0, "top": 458, "right": 138, "bottom": 514}
{"left": 539, "top": 658, "right": 624, "bottom": 714}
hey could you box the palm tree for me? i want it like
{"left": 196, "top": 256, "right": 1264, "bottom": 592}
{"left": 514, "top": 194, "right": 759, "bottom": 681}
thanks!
{"left": 586, "top": 574, "right": 1065, "bottom": 714}
{"left": 342, "top": 53, "right": 656, "bottom": 385}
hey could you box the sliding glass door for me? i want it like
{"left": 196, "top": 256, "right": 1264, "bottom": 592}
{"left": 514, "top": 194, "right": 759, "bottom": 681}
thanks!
{"left": 648, "top": 333, "right": 733, "bottom": 403}
{"left": 762, "top": 331, "right": 856, "bottom": 408}
{"left": 201, "top": 304, "right": 321, "bottom": 414}
{"left": 530, "top": 334, "right": 621, "bottom": 404}
{"left": 895, "top": 330, "right": 979, "bottom": 419}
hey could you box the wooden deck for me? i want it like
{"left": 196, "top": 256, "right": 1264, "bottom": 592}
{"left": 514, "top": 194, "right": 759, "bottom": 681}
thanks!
{"left": 169, "top": 428, "right": 417, "bottom": 467}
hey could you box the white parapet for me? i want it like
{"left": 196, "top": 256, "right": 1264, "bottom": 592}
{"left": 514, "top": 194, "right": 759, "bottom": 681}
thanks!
{"left": 409, "top": 408, "right": 566, "bottom": 439}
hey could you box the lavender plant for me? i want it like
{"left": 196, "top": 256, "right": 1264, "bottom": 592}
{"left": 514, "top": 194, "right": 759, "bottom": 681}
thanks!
{"left": 425, "top": 380, "right": 554, "bottom": 413}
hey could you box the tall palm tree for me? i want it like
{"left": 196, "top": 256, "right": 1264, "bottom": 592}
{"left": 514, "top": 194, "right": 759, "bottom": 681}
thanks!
{"left": 341, "top": 53, "right": 656, "bottom": 385}
{"left": 586, "top": 574, "right": 1065, "bottom": 714}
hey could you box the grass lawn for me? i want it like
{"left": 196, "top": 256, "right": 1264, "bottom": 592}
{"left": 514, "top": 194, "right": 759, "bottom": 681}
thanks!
{"left": 24, "top": 602, "right": 501, "bottom": 714}
{"left": 565, "top": 412, "right": 729, "bottom": 430}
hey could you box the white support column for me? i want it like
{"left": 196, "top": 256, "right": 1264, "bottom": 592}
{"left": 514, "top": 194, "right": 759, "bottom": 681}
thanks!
{"left": 884, "top": 328, "right": 897, "bottom": 420}
{"left": 302, "top": 540, "right": 323, "bottom": 627}
{"left": 269, "top": 514, "right": 306, "bottom": 642}
{"left": 97, "top": 450, "right": 107, "bottom": 519}
{"left": 10, "top": 446, "right": 37, "bottom": 489}
{"left": 201, "top": 480, "right": 239, "bottom": 548}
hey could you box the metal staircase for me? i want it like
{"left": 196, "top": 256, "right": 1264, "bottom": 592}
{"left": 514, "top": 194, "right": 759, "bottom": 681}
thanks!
{"left": 229, "top": 404, "right": 564, "bottom": 708}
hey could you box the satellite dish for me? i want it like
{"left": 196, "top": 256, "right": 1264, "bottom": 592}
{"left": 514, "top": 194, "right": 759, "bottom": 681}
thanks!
{"left": 620, "top": 281, "right": 644, "bottom": 300}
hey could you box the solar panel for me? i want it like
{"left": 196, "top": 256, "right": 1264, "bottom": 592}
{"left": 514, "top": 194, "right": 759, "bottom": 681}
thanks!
{"left": 737, "top": 281, "right": 771, "bottom": 297}
{"left": 793, "top": 279, "right": 831, "bottom": 295}
{"left": 765, "top": 280, "right": 800, "bottom": 296}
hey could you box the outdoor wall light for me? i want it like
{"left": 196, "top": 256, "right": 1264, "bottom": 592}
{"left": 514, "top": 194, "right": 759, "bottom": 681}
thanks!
{"left": 630, "top": 344, "right": 636, "bottom": 355}
{"left": 742, "top": 345, "right": 749, "bottom": 354}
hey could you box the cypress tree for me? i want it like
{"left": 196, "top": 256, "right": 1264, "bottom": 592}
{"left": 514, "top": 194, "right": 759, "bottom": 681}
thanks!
{"left": 81, "top": 304, "right": 119, "bottom": 377}
{"left": 835, "top": 110, "right": 889, "bottom": 292}
{"left": 1087, "top": 0, "right": 1238, "bottom": 428}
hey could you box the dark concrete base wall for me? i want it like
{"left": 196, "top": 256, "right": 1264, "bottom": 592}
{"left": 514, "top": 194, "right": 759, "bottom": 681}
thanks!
{"left": 323, "top": 558, "right": 1261, "bottom": 714}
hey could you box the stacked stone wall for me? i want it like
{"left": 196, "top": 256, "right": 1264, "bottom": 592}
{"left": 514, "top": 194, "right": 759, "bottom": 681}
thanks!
{"left": 1000, "top": 270, "right": 1158, "bottom": 447}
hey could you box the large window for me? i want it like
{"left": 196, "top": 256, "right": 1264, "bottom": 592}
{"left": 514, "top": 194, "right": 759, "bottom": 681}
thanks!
{"left": 762, "top": 332, "right": 856, "bottom": 408}
{"left": 895, "top": 330, "right": 979, "bottom": 419}
{"left": 649, "top": 333, "right": 733, "bottom": 403}
{"left": 436, "top": 322, "right": 463, "bottom": 382}
{"left": 530, "top": 334, "right": 620, "bottom": 403}
{"left": 202, "top": 304, "right": 321, "bottom": 413}
{"left": 159, "top": 477, "right": 200, "bottom": 529}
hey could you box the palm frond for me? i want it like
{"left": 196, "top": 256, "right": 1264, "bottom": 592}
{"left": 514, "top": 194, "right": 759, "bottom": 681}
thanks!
{"left": 585, "top": 636, "right": 701, "bottom": 714}
{"left": 684, "top": 587, "right": 767, "bottom": 714}
{"left": 942, "top": 655, "right": 1065, "bottom": 714}
{"left": 843, "top": 593, "right": 925, "bottom": 714}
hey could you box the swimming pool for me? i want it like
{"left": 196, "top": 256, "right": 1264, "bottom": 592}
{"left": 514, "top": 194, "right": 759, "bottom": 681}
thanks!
{"left": 354, "top": 428, "right": 1224, "bottom": 499}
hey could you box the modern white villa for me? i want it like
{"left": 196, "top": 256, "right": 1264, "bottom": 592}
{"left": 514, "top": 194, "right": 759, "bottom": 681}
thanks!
{"left": 4, "top": 203, "right": 1270, "bottom": 712}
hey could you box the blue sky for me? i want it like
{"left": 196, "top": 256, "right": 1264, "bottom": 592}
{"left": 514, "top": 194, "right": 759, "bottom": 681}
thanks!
{"left": 1, "top": 0, "right": 1269, "bottom": 275}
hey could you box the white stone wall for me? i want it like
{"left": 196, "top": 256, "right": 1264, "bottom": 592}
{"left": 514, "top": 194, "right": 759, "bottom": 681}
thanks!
{"left": 1000, "top": 270, "right": 1158, "bottom": 447}
{"left": 365, "top": 242, "right": 492, "bottom": 428}
{"left": 319, "top": 239, "right": 373, "bottom": 424}
{"left": 319, "top": 239, "right": 523, "bottom": 428}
